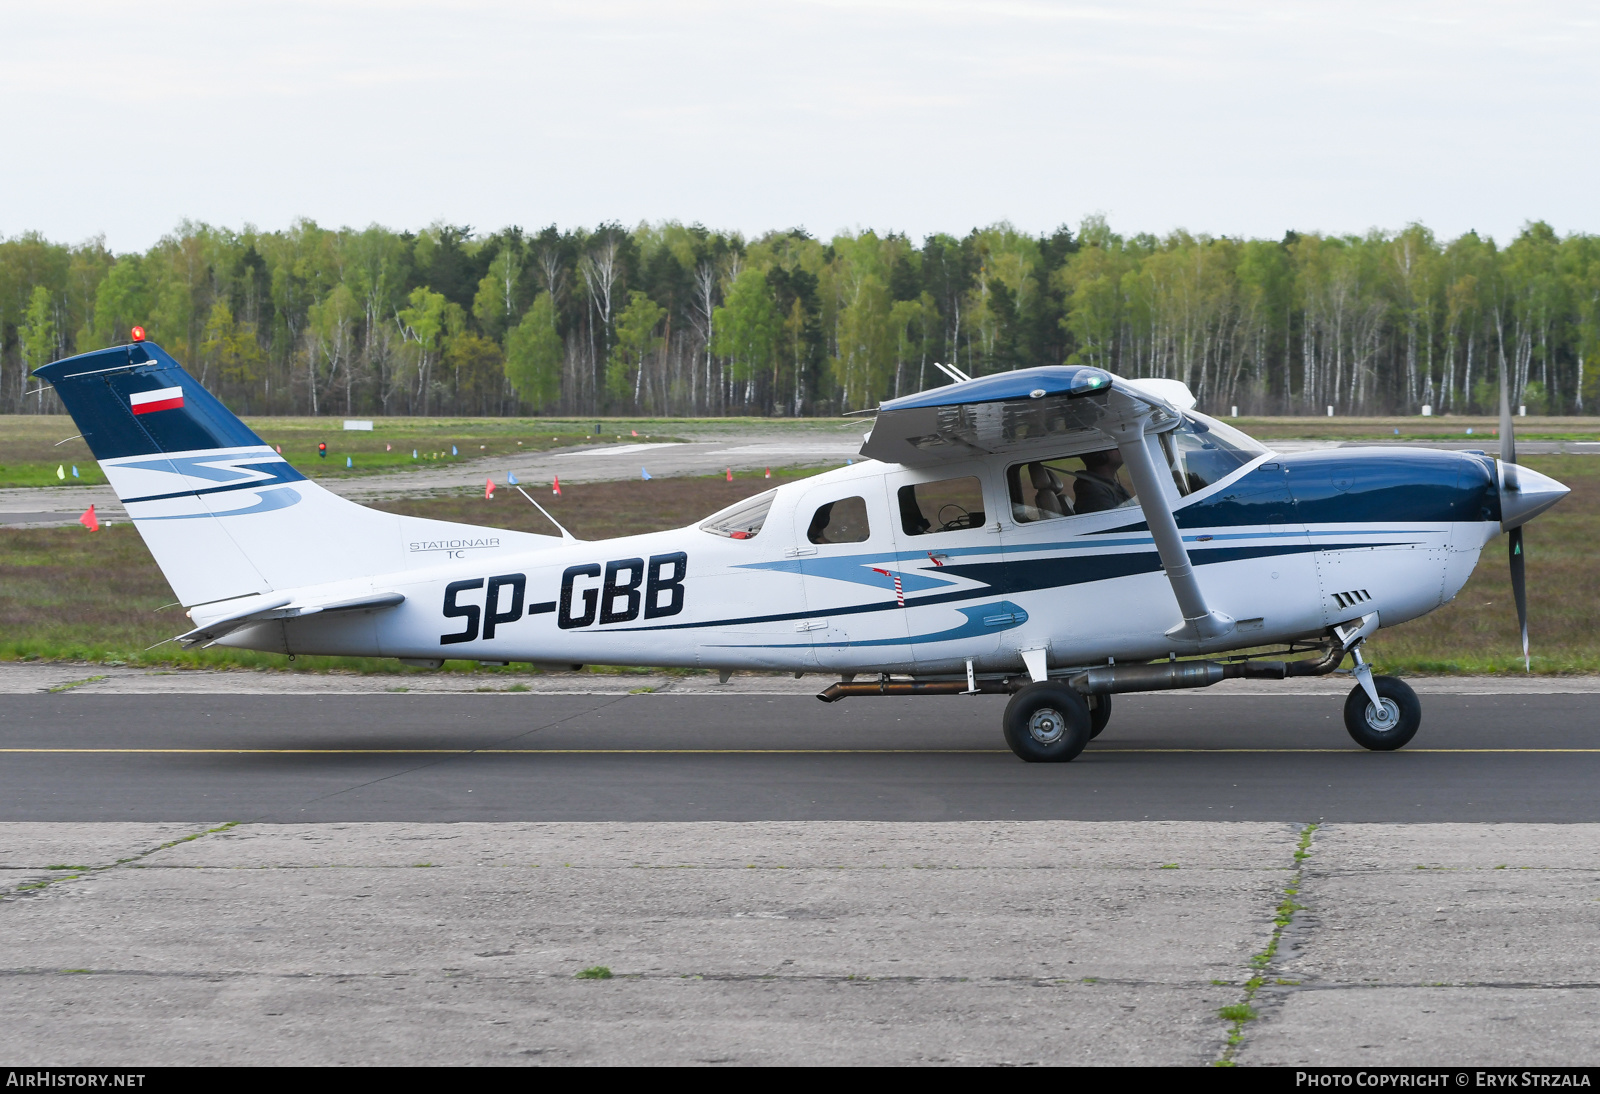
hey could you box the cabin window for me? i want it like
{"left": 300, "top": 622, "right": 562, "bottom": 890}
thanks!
{"left": 806, "top": 496, "right": 871, "bottom": 544}
{"left": 1006, "top": 453, "right": 1138, "bottom": 522}
{"left": 1162, "top": 414, "right": 1263, "bottom": 495}
{"left": 700, "top": 489, "right": 775, "bottom": 540}
{"left": 897, "top": 476, "right": 986, "bottom": 536}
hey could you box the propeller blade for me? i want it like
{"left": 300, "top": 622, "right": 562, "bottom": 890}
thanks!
{"left": 1498, "top": 358, "right": 1518, "bottom": 490}
{"left": 1509, "top": 524, "right": 1529, "bottom": 673}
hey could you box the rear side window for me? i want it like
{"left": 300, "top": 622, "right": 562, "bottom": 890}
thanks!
{"left": 807, "top": 496, "right": 870, "bottom": 544}
{"left": 700, "top": 489, "right": 775, "bottom": 539}
{"left": 897, "top": 476, "right": 985, "bottom": 536}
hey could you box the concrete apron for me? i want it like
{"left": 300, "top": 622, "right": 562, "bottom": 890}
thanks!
{"left": 1, "top": 821, "right": 1596, "bottom": 1066}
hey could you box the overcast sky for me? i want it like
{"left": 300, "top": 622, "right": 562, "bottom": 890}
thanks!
{"left": 3, "top": 0, "right": 1594, "bottom": 252}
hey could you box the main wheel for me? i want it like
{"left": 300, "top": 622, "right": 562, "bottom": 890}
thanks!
{"left": 1343, "top": 675, "right": 1421, "bottom": 751}
{"left": 1089, "top": 693, "right": 1113, "bottom": 740}
{"left": 1003, "top": 683, "right": 1093, "bottom": 763}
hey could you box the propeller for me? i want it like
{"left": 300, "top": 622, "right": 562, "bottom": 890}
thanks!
{"left": 1498, "top": 362, "right": 1530, "bottom": 672}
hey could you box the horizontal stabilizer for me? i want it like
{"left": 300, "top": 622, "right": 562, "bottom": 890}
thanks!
{"left": 176, "top": 590, "right": 406, "bottom": 648}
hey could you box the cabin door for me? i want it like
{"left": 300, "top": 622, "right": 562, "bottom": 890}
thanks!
{"left": 787, "top": 475, "right": 910, "bottom": 671}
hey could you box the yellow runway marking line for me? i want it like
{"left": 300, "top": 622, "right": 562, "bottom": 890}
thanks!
{"left": 0, "top": 747, "right": 1597, "bottom": 755}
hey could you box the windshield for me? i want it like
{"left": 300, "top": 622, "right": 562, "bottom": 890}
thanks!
{"left": 699, "top": 489, "right": 776, "bottom": 540}
{"left": 1164, "top": 413, "right": 1265, "bottom": 494}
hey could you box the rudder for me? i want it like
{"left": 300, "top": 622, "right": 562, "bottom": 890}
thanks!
{"left": 36, "top": 341, "right": 558, "bottom": 607}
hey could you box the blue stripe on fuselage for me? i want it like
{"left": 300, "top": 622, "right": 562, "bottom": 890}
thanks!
{"left": 616, "top": 538, "right": 1395, "bottom": 636}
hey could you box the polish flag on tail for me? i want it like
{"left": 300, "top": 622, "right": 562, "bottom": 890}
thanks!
{"left": 79, "top": 505, "right": 99, "bottom": 532}
{"left": 129, "top": 386, "right": 183, "bottom": 415}
{"left": 552, "top": 475, "right": 562, "bottom": 496}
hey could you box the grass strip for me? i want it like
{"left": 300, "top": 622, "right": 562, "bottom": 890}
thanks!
{"left": 1214, "top": 823, "right": 1317, "bottom": 1066}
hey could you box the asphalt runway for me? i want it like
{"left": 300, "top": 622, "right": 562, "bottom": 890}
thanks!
{"left": 2, "top": 692, "right": 1595, "bottom": 822}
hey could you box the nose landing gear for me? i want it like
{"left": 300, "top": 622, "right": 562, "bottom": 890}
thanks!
{"left": 1343, "top": 674, "right": 1421, "bottom": 751}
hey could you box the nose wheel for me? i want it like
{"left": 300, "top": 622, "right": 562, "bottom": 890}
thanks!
{"left": 1343, "top": 674, "right": 1421, "bottom": 750}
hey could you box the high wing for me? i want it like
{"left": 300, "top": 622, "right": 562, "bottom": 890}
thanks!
{"left": 859, "top": 365, "right": 1194, "bottom": 467}
{"left": 859, "top": 365, "right": 1232, "bottom": 647}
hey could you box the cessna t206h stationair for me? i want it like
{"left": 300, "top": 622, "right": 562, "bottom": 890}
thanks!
{"left": 36, "top": 337, "right": 1568, "bottom": 762}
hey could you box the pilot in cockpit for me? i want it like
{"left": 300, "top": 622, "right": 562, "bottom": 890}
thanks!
{"left": 1072, "top": 449, "right": 1133, "bottom": 514}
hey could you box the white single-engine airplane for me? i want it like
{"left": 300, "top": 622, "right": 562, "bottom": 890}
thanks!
{"left": 36, "top": 335, "right": 1569, "bottom": 761}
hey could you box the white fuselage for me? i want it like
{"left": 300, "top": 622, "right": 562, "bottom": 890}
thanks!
{"left": 215, "top": 450, "right": 1497, "bottom": 677}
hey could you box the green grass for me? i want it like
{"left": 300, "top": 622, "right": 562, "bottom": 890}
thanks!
{"left": 575, "top": 966, "right": 613, "bottom": 980}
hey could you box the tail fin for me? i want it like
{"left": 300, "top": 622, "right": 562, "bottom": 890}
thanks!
{"left": 36, "top": 342, "right": 558, "bottom": 608}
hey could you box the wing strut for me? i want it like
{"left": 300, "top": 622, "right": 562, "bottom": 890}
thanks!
{"left": 1110, "top": 416, "right": 1235, "bottom": 646}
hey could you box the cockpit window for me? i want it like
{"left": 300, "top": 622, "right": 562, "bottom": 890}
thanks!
{"left": 1007, "top": 453, "right": 1137, "bottom": 522}
{"left": 700, "top": 489, "right": 775, "bottom": 540}
{"left": 1163, "top": 413, "right": 1264, "bottom": 495}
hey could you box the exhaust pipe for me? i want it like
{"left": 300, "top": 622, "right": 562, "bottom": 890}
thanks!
{"left": 816, "top": 678, "right": 1016, "bottom": 703}
{"left": 1068, "top": 645, "right": 1344, "bottom": 695}
{"left": 816, "top": 646, "right": 1346, "bottom": 702}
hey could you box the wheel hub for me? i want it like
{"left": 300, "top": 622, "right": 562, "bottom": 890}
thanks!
{"left": 1365, "top": 697, "right": 1401, "bottom": 732}
{"left": 1027, "top": 707, "right": 1065, "bottom": 745}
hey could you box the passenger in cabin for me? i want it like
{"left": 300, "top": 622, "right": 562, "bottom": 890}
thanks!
{"left": 1073, "top": 449, "right": 1133, "bottom": 514}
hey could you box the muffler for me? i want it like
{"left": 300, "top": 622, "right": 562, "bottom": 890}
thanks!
{"left": 1068, "top": 645, "right": 1343, "bottom": 695}
{"left": 816, "top": 678, "right": 1015, "bottom": 703}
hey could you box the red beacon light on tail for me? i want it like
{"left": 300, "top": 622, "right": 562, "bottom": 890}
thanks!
{"left": 130, "top": 326, "right": 146, "bottom": 343}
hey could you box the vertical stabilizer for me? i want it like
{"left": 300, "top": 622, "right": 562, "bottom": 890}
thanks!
{"left": 35, "top": 342, "right": 558, "bottom": 607}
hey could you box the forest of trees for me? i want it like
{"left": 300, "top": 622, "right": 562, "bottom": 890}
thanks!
{"left": 1, "top": 217, "right": 1596, "bottom": 419}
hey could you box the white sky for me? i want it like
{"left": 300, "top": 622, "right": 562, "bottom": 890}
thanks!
{"left": 3, "top": 0, "right": 1595, "bottom": 253}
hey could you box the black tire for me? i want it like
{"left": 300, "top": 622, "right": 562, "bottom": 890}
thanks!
{"left": 1003, "top": 683, "right": 1093, "bottom": 763}
{"left": 1343, "top": 675, "right": 1421, "bottom": 751}
{"left": 1089, "top": 693, "right": 1113, "bottom": 740}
